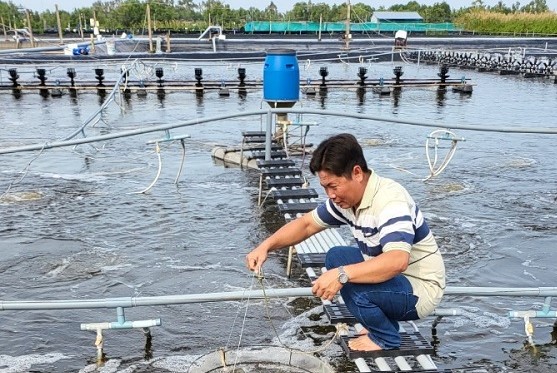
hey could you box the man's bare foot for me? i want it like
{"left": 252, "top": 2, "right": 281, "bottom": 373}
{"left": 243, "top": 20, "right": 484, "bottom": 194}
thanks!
{"left": 348, "top": 334, "right": 382, "bottom": 351}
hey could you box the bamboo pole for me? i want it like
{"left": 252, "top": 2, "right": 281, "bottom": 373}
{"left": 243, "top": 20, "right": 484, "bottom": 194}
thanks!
{"left": 344, "top": 0, "right": 350, "bottom": 50}
{"left": 55, "top": 4, "right": 63, "bottom": 44}
{"left": 79, "top": 13, "right": 84, "bottom": 40}
{"left": 318, "top": 14, "right": 322, "bottom": 41}
{"left": 1, "top": 16, "right": 7, "bottom": 41}
{"left": 147, "top": 3, "right": 153, "bottom": 53}
{"left": 25, "top": 9, "right": 35, "bottom": 48}
{"left": 93, "top": 10, "right": 98, "bottom": 35}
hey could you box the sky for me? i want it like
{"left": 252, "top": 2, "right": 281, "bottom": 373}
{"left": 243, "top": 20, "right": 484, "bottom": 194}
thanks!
{"left": 21, "top": 0, "right": 557, "bottom": 14}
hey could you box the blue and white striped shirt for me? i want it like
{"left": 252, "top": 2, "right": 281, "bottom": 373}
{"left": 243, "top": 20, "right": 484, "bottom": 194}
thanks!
{"left": 313, "top": 172, "right": 430, "bottom": 256}
{"left": 311, "top": 170, "right": 445, "bottom": 317}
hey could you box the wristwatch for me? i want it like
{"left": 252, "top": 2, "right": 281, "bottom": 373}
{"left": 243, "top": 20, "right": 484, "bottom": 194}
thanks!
{"left": 337, "top": 266, "right": 349, "bottom": 284}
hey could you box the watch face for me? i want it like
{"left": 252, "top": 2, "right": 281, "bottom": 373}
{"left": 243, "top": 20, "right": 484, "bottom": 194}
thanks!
{"left": 339, "top": 273, "right": 349, "bottom": 284}
{"left": 338, "top": 268, "right": 349, "bottom": 284}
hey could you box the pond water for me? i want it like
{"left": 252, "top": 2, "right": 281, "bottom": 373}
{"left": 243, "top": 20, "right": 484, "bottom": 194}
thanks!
{"left": 0, "top": 58, "right": 556, "bottom": 372}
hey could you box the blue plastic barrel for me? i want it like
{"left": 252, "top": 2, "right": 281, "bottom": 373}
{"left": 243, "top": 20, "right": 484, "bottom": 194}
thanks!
{"left": 263, "top": 49, "right": 299, "bottom": 106}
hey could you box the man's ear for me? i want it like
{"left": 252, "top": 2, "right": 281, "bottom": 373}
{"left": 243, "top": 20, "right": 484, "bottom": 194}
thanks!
{"left": 352, "top": 165, "right": 364, "bottom": 181}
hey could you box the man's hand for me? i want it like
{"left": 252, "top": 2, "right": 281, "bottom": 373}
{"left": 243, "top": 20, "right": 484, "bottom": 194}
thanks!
{"left": 311, "top": 268, "right": 343, "bottom": 301}
{"left": 246, "top": 246, "right": 268, "bottom": 272}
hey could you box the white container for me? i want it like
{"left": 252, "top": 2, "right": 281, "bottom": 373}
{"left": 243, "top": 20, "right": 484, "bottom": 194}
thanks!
{"left": 106, "top": 40, "right": 116, "bottom": 55}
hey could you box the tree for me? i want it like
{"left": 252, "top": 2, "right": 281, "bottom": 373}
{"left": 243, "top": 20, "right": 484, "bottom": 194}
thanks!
{"left": 351, "top": 2, "right": 373, "bottom": 22}
{"left": 264, "top": 1, "right": 279, "bottom": 21}
{"left": 521, "top": 0, "right": 548, "bottom": 13}
{"left": 287, "top": 2, "right": 311, "bottom": 21}
{"left": 427, "top": 2, "right": 452, "bottom": 22}
{"left": 471, "top": 0, "right": 485, "bottom": 9}
{"left": 490, "top": 1, "right": 512, "bottom": 14}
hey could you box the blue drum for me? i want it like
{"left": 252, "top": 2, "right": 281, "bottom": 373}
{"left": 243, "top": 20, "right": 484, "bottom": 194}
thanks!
{"left": 263, "top": 49, "right": 299, "bottom": 106}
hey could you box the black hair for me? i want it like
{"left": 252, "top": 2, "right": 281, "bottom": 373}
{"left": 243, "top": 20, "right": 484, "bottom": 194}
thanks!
{"left": 309, "top": 133, "right": 369, "bottom": 177}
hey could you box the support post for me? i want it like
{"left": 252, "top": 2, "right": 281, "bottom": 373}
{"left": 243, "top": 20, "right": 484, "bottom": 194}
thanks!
{"left": 79, "top": 13, "right": 84, "bottom": 40}
{"left": 318, "top": 14, "right": 322, "bottom": 42}
{"left": 147, "top": 3, "right": 153, "bottom": 53}
{"left": 25, "top": 9, "right": 35, "bottom": 48}
{"left": 1, "top": 16, "right": 7, "bottom": 41}
{"left": 265, "top": 110, "right": 273, "bottom": 161}
{"left": 55, "top": 4, "right": 63, "bottom": 44}
{"left": 344, "top": 0, "right": 350, "bottom": 50}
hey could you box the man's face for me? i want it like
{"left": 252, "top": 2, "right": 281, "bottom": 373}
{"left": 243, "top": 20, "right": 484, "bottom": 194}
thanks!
{"left": 317, "top": 168, "right": 361, "bottom": 209}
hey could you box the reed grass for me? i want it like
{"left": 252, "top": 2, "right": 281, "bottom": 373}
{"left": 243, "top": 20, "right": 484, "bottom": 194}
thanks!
{"left": 455, "top": 10, "right": 557, "bottom": 36}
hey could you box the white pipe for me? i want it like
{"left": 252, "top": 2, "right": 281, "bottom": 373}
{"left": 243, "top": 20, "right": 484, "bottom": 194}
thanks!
{"left": 416, "top": 354, "right": 437, "bottom": 370}
{"left": 354, "top": 359, "right": 372, "bottom": 372}
{"left": 445, "top": 286, "right": 557, "bottom": 296}
{"left": 2, "top": 286, "right": 557, "bottom": 311}
{"left": 374, "top": 357, "right": 392, "bottom": 371}
{"left": 0, "top": 288, "right": 315, "bottom": 311}
{"left": 3, "top": 108, "right": 557, "bottom": 156}
{"left": 394, "top": 356, "right": 413, "bottom": 370}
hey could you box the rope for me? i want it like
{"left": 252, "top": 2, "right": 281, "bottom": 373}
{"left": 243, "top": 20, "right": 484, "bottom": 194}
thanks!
{"left": 174, "top": 139, "right": 186, "bottom": 185}
{"left": 132, "top": 142, "right": 162, "bottom": 194}
{"left": 0, "top": 143, "right": 47, "bottom": 200}
{"left": 214, "top": 269, "right": 345, "bottom": 372}
{"left": 255, "top": 269, "right": 348, "bottom": 355}
{"left": 423, "top": 129, "right": 463, "bottom": 181}
{"left": 230, "top": 274, "right": 257, "bottom": 371}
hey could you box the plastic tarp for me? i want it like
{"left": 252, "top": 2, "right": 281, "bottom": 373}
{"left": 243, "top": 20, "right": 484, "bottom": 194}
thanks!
{"left": 244, "top": 21, "right": 460, "bottom": 33}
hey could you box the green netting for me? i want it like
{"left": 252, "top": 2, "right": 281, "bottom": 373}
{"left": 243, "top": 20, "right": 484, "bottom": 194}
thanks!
{"left": 244, "top": 21, "right": 461, "bottom": 33}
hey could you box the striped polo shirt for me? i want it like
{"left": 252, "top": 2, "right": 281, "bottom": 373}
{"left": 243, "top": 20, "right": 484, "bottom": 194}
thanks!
{"left": 311, "top": 170, "right": 445, "bottom": 318}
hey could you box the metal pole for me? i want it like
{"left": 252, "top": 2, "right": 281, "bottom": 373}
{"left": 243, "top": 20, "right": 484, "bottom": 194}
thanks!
{"left": 265, "top": 109, "right": 273, "bottom": 160}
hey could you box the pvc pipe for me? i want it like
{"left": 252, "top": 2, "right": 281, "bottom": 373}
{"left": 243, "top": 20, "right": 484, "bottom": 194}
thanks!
{"left": 354, "top": 359, "right": 372, "bottom": 372}
{"left": 445, "top": 286, "right": 557, "bottom": 296}
{"left": 4, "top": 108, "right": 557, "bottom": 156}
{"left": 394, "top": 356, "right": 413, "bottom": 370}
{"left": 508, "top": 310, "right": 557, "bottom": 318}
{"left": 265, "top": 109, "right": 272, "bottom": 161}
{"left": 374, "top": 357, "right": 392, "bottom": 371}
{"left": 3, "top": 286, "right": 557, "bottom": 311}
{"left": 431, "top": 308, "right": 463, "bottom": 316}
{"left": 416, "top": 354, "right": 437, "bottom": 370}
{"left": 80, "top": 318, "right": 161, "bottom": 331}
{"left": 0, "top": 287, "right": 315, "bottom": 311}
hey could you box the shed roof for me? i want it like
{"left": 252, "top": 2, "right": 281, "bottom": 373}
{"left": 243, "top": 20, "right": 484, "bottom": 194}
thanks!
{"left": 372, "top": 11, "right": 423, "bottom": 21}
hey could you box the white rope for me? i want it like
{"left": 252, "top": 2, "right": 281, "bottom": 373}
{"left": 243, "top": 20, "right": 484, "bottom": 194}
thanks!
{"left": 0, "top": 143, "right": 47, "bottom": 199}
{"left": 230, "top": 274, "right": 257, "bottom": 371}
{"left": 132, "top": 142, "right": 162, "bottom": 194}
{"left": 423, "top": 129, "right": 463, "bottom": 181}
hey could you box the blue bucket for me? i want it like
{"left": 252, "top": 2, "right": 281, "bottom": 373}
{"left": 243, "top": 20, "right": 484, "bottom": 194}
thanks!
{"left": 263, "top": 49, "right": 299, "bottom": 106}
{"left": 72, "top": 46, "right": 89, "bottom": 56}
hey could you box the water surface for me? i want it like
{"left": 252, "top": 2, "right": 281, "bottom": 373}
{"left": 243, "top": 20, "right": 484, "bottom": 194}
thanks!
{"left": 1, "top": 59, "right": 556, "bottom": 372}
